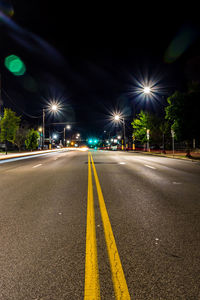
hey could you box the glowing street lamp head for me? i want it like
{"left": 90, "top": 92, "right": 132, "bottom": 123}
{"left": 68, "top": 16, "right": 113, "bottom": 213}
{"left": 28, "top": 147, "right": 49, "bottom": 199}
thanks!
{"left": 47, "top": 100, "right": 62, "bottom": 114}
{"left": 143, "top": 86, "right": 151, "bottom": 94}
{"left": 66, "top": 125, "right": 71, "bottom": 130}
{"left": 114, "top": 115, "right": 120, "bottom": 121}
{"left": 53, "top": 134, "right": 57, "bottom": 139}
{"left": 51, "top": 104, "right": 58, "bottom": 111}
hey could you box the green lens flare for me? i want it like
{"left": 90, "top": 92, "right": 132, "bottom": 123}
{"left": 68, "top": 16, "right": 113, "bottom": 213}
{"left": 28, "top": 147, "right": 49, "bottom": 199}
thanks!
{"left": 4, "top": 55, "right": 26, "bottom": 76}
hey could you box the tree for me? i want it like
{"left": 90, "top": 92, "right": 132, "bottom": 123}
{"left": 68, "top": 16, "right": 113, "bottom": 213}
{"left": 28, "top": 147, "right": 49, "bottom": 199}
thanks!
{"left": 15, "top": 126, "right": 29, "bottom": 152}
{"left": 25, "top": 129, "right": 39, "bottom": 151}
{"left": 165, "top": 88, "right": 200, "bottom": 157}
{"left": 131, "top": 111, "right": 150, "bottom": 145}
{"left": 131, "top": 111, "right": 163, "bottom": 147}
{"left": 0, "top": 108, "right": 20, "bottom": 154}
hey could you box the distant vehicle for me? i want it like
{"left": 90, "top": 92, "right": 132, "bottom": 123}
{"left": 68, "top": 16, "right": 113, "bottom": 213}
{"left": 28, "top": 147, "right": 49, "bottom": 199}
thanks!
{"left": 111, "top": 145, "right": 117, "bottom": 151}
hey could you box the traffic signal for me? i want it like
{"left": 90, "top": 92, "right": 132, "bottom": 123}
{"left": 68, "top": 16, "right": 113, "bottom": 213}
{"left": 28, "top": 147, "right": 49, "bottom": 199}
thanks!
{"left": 88, "top": 138, "right": 98, "bottom": 146}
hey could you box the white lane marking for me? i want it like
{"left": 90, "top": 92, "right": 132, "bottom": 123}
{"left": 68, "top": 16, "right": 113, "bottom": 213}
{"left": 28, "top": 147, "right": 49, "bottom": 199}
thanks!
{"left": 119, "top": 162, "right": 126, "bottom": 165}
{"left": 32, "top": 164, "right": 42, "bottom": 168}
{"left": 144, "top": 164, "right": 156, "bottom": 169}
{"left": 173, "top": 182, "right": 182, "bottom": 185}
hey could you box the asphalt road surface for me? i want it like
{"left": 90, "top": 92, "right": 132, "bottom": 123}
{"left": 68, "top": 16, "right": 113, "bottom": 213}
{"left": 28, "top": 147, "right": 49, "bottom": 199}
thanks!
{"left": 0, "top": 149, "right": 200, "bottom": 299}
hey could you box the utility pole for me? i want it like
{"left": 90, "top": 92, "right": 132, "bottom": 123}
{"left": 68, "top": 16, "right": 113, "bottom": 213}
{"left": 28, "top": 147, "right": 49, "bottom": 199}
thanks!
{"left": 64, "top": 127, "right": 66, "bottom": 147}
{"left": 132, "top": 101, "right": 136, "bottom": 150}
{"left": 123, "top": 118, "right": 126, "bottom": 150}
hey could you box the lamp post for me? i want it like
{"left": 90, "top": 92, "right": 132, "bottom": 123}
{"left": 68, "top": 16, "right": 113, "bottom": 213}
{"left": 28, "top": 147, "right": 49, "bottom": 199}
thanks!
{"left": 42, "top": 103, "right": 60, "bottom": 150}
{"left": 114, "top": 114, "right": 126, "bottom": 150}
{"left": 134, "top": 86, "right": 151, "bottom": 151}
{"left": 63, "top": 127, "right": 66, "bottom": 147}
{"left": 42, "top": 108, "right": 45, "bottom": 150}
{"left": 76, "top": 133, "right": 80, "bottom": 146}
{"left": 64, "top": 125, "right": 71, "bottom": 147}
{"left": 38, "top": 127, "right": 42, "bottom": 149}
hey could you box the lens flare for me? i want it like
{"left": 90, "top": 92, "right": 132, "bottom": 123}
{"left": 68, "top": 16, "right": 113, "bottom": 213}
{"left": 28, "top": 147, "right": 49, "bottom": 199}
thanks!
{"left": 4, "top": 54, "right": 26, "bottom": 76}
{"left": 164, "top": 25, "right": 198, "bottom": 63}
{"left": 0, "top": 8, "right": 65, "bottom": 67}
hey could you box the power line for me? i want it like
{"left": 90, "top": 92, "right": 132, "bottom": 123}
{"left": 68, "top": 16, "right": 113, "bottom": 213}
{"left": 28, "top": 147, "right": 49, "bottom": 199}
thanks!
{"left": 2, "top": 89, "right": 42, "bottom": 119}
{"left": 54, "top": 128, "right": 64, "bottom": 134}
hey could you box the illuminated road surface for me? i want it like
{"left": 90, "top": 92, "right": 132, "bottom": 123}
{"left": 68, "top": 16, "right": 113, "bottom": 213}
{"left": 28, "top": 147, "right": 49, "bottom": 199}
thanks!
{"left": 0, "top": 150, "right": 200, "bottom": 299}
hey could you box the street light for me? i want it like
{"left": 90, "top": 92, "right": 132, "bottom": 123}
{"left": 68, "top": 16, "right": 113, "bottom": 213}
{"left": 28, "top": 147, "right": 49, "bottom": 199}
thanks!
{"left": 64, "top": 125, "right": 71, "bottom": 147}
{"left": 51, "top": 104, "right": 58, "bottom": 111}
{"left": 38, "top": 127, "right": 42, "bottom": 149}
{"left": 42, "top": 102, "right": 61, "bottom": 150}
{"left": 113, "top": 114, "right": 126, "bottom": 150}
{"left": 76, "top": 133, "right": 80, "bottom": 139}
{"left": 143, "top": 86, "right": 151, "bottom": 94}
{"left": 131, "top": 85, "right": 153, "bottom": 150}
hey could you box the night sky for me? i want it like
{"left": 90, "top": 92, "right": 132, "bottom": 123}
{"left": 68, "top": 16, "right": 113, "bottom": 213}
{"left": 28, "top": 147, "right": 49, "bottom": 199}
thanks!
{"left": 1, "top": 2, "right": 200, "bottom": 138}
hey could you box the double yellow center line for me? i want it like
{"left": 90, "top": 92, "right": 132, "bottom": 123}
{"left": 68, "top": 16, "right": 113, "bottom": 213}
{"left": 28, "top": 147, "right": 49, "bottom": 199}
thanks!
{"left": 84, "top": 152, "right": 131, "bottom": 300}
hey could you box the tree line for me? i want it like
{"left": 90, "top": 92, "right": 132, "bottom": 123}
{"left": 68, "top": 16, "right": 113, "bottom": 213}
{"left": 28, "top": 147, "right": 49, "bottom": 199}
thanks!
{"left": 0, "top": 108, "right": 39, "bottom": 154}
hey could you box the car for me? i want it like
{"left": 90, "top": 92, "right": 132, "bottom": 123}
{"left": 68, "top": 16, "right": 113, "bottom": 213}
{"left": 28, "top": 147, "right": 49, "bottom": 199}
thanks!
{"left": 111, "top": 145, "right": 117, "bottom": 151}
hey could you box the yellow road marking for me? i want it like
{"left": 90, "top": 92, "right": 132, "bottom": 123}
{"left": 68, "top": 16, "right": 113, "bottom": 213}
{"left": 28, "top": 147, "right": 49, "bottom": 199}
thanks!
{"left": 90, "top": 153, "right": 131, "bottom": 300}
{"left": 84, "top": 154, "right": 101, "bottom": 300}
